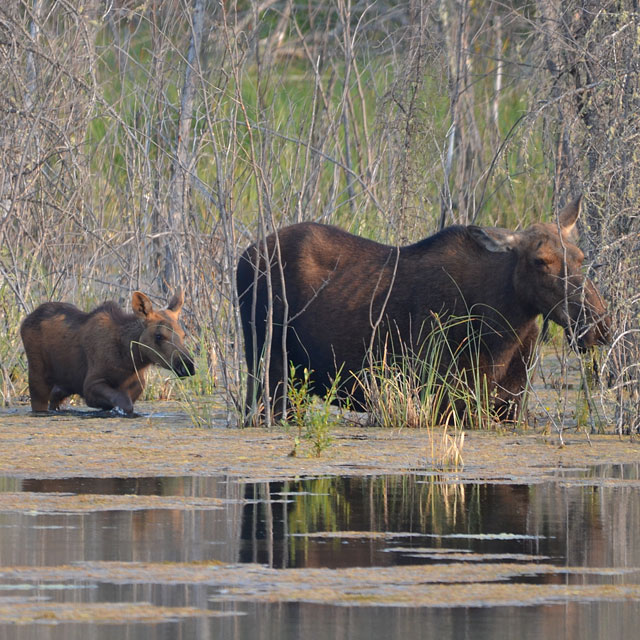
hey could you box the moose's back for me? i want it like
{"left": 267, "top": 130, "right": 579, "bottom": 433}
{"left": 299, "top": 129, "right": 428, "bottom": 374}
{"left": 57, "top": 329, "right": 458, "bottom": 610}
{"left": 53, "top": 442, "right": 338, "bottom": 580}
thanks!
{"left": 20, "top": 302, "right": 95, "bottom": 397}
{"left": 237, "top": 222, "right": 518, "bottom": 414}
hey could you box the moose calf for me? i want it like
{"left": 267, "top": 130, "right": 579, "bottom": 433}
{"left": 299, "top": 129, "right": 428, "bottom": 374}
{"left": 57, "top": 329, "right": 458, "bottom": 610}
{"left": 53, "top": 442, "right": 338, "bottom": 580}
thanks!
{"left": 21, "top": 289, "right": 195, "bottom": 414}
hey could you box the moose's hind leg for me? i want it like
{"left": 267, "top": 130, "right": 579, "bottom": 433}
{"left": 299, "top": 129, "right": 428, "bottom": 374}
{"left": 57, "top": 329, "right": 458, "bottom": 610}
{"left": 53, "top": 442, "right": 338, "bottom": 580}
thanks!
{"left": 268, "top": 361, "right": 288, "bottom": 423}
{"left": 242, "top": 358, "right": 287, "bottom": 426}
{"left": 26, "top": 363, "right": 52, "bottom": 413}
{"left": 48, "top": 385, "right": 71, "bottom": 411}
{"left": 242, "top": 372, "right": 264, "bottom": 427}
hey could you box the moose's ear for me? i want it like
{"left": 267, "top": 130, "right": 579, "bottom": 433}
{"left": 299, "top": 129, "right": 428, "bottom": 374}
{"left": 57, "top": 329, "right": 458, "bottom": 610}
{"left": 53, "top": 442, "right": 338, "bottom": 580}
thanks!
{"left": 558, "top": 195, "right": 581, "bottom": 238}
{"left": 468, "top": 226, "right": 520, "bottom": 253}
{"left": 132, "top": 291, "right": 154, "bottom": 318}
{"left": 167, "top": 288, "right": 184, "bottom": 314}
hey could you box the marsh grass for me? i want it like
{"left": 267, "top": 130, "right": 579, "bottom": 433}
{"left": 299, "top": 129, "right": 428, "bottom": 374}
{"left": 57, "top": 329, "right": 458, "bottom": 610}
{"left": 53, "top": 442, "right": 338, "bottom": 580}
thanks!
{"left": 357, "top": 350, "right": 444, "bottom": 432}
{"left": 353, "top": 313, "right": 513, "bottom": 468}
{"left": 357, "top": 313, "right": 502, "bottom": 432}
{"left": 144, "top": 343, "right": 234, "bottom": 427}
{"left": 439, "top": 429, "right": 465, "bottom": 469}
{"left": 128, "top": 340, "right": 211, "bottom": 424}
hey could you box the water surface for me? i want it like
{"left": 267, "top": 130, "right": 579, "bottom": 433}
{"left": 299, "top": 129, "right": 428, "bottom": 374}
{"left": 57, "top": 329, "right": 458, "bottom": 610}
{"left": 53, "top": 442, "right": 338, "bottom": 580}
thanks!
{"left": 0, "top": 466, "right": 639, "bottom": 639}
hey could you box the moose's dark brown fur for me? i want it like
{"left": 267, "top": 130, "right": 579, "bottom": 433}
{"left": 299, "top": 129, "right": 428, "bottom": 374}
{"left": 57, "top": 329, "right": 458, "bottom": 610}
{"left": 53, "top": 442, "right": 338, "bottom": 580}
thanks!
{"left": 21, "top": 290, "right": 195, "bottom": 414}
{"left": 237, "top": 197, "right": 611, "bottom": 424}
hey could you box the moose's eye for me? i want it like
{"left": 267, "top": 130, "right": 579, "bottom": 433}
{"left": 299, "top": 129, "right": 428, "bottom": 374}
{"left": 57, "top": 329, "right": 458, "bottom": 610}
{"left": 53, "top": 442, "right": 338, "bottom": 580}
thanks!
{"left": 534, "top": 257, "right": 548, "bottom": 269}
{"left": 155, "top": 332, "right": 164, "bottom": 343}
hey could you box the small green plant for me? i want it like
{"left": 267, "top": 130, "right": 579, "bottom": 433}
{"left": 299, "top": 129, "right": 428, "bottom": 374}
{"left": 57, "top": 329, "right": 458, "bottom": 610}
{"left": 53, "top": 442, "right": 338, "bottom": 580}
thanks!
{"left": 285, "top": 363, "right": 342, "bottom": 457}
{"left": 575, "top": 348, "right": 606, "bottom": 433}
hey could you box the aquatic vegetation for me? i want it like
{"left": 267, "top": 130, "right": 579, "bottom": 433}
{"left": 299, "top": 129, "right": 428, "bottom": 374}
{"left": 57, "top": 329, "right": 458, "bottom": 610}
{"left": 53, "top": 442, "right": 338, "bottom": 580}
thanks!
{"left": 285, "top": 364, "right": 342, "bottom": 457}
{"left": 0, "top": 602, "right": 236, "bottom": 624}
{"left": 1, "top": 560, "right": 639, "bottom": 611}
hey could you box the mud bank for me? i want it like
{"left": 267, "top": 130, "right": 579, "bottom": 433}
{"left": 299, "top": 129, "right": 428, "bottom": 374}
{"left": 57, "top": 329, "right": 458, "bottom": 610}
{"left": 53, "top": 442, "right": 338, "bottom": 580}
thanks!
{"left": 0, "top": 401, "right": 637, "bottom": 483}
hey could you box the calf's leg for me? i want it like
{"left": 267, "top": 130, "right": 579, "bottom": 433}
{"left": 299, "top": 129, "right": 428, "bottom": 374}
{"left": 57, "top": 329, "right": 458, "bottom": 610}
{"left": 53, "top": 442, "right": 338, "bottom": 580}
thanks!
{"left": 83, "top": 376, "right": 134, "bottom": 414}
{"left": 118, "top": 373, "right": 145, "bottom": 405}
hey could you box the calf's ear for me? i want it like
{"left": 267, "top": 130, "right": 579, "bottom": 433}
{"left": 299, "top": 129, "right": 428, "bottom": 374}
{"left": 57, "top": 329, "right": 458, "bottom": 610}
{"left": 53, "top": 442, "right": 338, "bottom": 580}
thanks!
{"left": 132, "top": 291, "right": 154, "bottom": 318}
{"left": 558, "top": 195, "right": 581, "bottom": 238}
{"left": 468, "top": 226, "right": 520, "bottom": 253}
{"left": 167, "top": 288, "right": 184, "bottom": 314}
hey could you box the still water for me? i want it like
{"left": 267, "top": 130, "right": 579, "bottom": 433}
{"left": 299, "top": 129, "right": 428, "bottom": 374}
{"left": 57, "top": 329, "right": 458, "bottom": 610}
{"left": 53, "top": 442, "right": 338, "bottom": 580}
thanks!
{"left": 0, "top": 466, "right": 639, "bottom": 639}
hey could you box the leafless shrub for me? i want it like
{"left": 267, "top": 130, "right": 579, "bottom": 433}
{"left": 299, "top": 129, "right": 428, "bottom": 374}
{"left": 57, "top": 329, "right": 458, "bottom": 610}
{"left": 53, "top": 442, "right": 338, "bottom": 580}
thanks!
{"left": 531, "top": 1, "right": 640, "bottom": 432}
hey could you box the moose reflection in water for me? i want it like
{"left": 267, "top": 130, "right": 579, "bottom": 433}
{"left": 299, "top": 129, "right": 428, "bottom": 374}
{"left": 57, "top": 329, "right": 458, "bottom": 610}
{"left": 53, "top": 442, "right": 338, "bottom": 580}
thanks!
{"left": 234, "top": 472, "right": 637, "bottom": 570}
{"left": 237, "top": 196, "right": 611, "bottom": 425}
{"left": 4, "top": 471, "right": 640, "bottom": 640}
{"left": 20, "top": 289, "right": 195, "bottom": 414}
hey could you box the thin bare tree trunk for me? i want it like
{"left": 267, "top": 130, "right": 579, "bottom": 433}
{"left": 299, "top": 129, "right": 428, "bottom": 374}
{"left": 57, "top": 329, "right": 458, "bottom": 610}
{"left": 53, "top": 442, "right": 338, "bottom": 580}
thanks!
{"left": 439, "top": 0, "right": 483, "bottom": 226}
{"left": 25, "top": 0, "right": 40, "bottom": 111}
{"left": 165, "top": 0, "right": 205, "bottom": 291}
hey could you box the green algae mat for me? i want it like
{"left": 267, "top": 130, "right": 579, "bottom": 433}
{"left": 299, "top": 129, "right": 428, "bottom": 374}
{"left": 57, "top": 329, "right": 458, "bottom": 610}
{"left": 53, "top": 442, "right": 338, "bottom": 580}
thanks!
{"left": 0, "top": 401, "right": 638, "bottom": 482}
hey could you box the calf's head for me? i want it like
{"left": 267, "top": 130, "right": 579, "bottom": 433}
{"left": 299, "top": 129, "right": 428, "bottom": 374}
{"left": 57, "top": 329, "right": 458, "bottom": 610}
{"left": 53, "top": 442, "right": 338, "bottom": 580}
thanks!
{"left": 132, "top": 289, "right": 196, "bottom": 377}
{"left": 469, "top": 197, "right": 611, "bottom": 350}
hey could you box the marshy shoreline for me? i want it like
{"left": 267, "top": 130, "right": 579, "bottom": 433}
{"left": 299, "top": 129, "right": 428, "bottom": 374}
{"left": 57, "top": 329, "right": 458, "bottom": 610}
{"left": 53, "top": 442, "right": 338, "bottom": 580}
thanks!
{"left": 1, "top": 401, "right": 638, "bottom": 484}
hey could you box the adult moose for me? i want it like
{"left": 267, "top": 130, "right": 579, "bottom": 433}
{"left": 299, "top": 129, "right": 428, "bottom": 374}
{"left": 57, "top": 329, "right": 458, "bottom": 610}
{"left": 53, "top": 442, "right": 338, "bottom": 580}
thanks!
{"left": 237, "top": 197, "right": 610, "bottom": 425}
{"left": 21, "top": 289, "right": 195, "bottom": 414}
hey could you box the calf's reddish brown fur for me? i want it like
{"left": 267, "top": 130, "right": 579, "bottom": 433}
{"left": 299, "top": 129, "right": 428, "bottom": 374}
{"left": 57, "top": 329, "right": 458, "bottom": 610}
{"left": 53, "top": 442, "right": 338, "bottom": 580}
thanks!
{"left": 21, "top": 290, "right": 195, "bottom": 414}
{"left": 237, "top": 197, "right": 611, "bottom": 424}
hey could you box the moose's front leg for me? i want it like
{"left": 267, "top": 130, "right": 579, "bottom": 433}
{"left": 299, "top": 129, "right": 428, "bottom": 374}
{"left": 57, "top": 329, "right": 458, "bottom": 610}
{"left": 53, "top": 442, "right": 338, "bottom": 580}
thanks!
{"left": 83, "top": 374, "right": 134, "bottom": 414}
{"left": 493, "top": 326, "right": 538, "bottom": 423}
{"left": 118, "top": 372, "right": 146, "bottom": 404}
